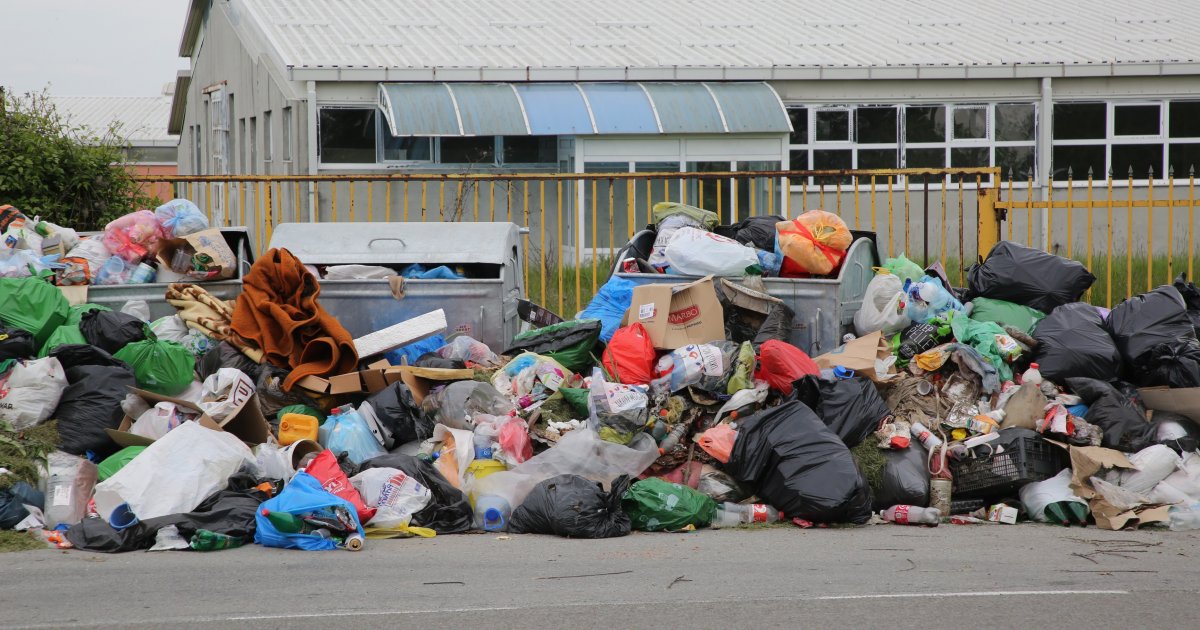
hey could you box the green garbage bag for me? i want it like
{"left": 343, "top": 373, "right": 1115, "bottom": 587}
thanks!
{"left": 65, "top": 303, "right": 112, "bottom": 326}
{"left": 278, "top": 404, "right": 326, "bottom": 423}
{"left": 651, "top": 201, "right": 719, "bottom": 230}
{"left": 622, "top": 478, "right": 717, "bottom": 531}
{"left": 0, "top": 277, "right": 69, "bottom": 346}
{"left": 881, "top": 254, "right": 924, "bottom": 284}
{"left": 113, "top": 339, "right": 195, "bottom": 396}
{"left": 97, "top": 446, "right": 146, "bottom": 481}
{"left": 505, "top": 319, "right": 602, "bottom": 374}
{"left": 726, "top": 341, "right": 757, "bottom": 394}
{"left": 968, "top": 297, "right": 1046, "bottom": 336}
{"left": 38, "top": 325, "right": 86, "bottom": 357}
{"left": 948, "top": 311, "right": 1016, "bottom": 381}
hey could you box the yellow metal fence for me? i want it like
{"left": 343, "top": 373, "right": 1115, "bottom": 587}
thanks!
{"left": 140, "top": 166, "right": 1160, "bottom": 313}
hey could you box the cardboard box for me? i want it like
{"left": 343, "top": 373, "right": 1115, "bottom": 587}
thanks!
{"left": 1138, "top": 386, "right": 1200, "bottom": 424}
{"left": 813, "top": 331, "right": 898, "bottom": 383}
{"left": 105, "top": 386, "right": 272, "bottom": 449}
{"left": 296, "top": 359, "right": 472, "bottom": 397}
{"left": 986, "top": 503, "right": 1018, "bottom": 524}
{"left": 623, "top": 276, "right": 724, "bottom": 350}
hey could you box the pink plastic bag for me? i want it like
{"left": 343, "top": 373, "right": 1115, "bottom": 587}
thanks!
{"left": 103, "top": 210, "right": 165, "bottom": 263}
{"left": 498, "top": 416, "right": 533, "bottom": 464}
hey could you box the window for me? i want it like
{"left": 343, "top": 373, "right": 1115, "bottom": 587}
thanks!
{"left": 1051, "top": 101, "right": 1185, "bottom": 180}
{"left": 788, "top": 107, "right": 808, "bottom": 145}
{"left": 1169, "top": 101, "right": 1200, "bottom": 177}
{"left": 815, "top": 109, "right": 850, "bottom": 142}
{"left": 1114, "top": 104, "right": 1160, "bottom": 137}
{"left": 263, "top": 110, "right": 273, "bottom": 162}
{"left": 318, "top": 108, "right": 376, "bottom": 163}
{"left": 503, "top": 136, "right": 557, "bottom": 164}
{"left": 239, "top": 118, "right": 246, "bottom": 172}
{"left": 906, "top": 106, "right": 945, "bottom": 143}
{"left": 124, "top": 147, "right": 178, "bottom": 163}
{"left": 952, "top": 106, "right": 988, "bottom": 140}
{"left": 248, "top": 116, "right": 257, "bottom": 174}
{"left": 440, "top": 137, "right": 495, "bottom": 164}
{"left": 1053, "top": 103, "right": 1106, "bottom": 140}
{"left": 383, "top": 136, "right": 432, "bottom": 162}
{"left": 227, "top": 94, "right": 236, "bottom": 171}
{"left": 281, "top": 106, "right": 292, "bottom": 162}
{"left": 856, "top": 107, "right": 896, "bottom": 144}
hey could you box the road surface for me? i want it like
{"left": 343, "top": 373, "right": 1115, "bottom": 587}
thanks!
{"left": 1, "top": 524, "right": 1196, "bottom": 629}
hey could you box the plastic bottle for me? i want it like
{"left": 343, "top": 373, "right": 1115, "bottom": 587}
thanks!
{"left": 262, "top": 508, "right": 316, "bottom": 534}
{"left": 1044, "top": 501, "right": 1090, "bottom": 527}
{"left": 190, "top": 529, "right": 244, "bottom": 551}
{"left": 910, "top": 421, "right": 943, "bottom": 450}
{"left": 711, "top": 502, "right": 782, "bottom": 528}
{"left": 1168, "top": 504, "right": 1200, "bottom": 531}
{"left": 881, "top": 505, "right": 941, "bottom": 526}
{"left": 474, "top": 495, "right": 512, "bottom": 532}
{"left": 657, "top": 423, "right": 688, "bottom": 454}
{"left": 1021, "top": 363, "right": 1043, "bottom": 386}
{"left": 833, "top": 366, "right": 855, "bottom": 380}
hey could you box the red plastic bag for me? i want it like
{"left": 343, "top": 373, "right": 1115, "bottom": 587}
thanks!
{"left": 602, "top": 323, "right": 657, "bottom": 384}
{"left": 498, "top": 416, "right": 533, "bottom": 464}
{"left": 755, "top": 340, "right": 819, "bottom": 395}
{"left": 697, "top": 424, "right": 738, "bottom": 464}
{"left": 304, "top": 449, "right": 376, "bottom": 525}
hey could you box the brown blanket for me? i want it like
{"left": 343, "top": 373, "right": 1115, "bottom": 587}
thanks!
{"left": 231, "top": 248, "right": 357, "bottom": 389}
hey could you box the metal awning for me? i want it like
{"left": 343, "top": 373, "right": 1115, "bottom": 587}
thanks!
{"left": 378, "top": 81, "right": 790, "bottom": 137}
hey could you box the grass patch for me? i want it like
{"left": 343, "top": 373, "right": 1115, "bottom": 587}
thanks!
{"left": 0, "top": 530, "right": 46, "bottom": 553}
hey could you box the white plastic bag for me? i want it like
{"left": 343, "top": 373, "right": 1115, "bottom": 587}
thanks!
{"left": 648, "top": 213, "right": 703, "bottom": 269}
{"left": 150, "top": 314, "right": 215, "bottom": 358}
{"left": 323, "top": 264, "right": 395, "bottom": 280}
{"left": 1105, "top": 444, "right": 1182, "bottom": 494}
{"left": 432, "top": 423, "right": 475, "bottom": 489}
{"left": 351, "top": 467, "right": 432, "bottom": 528}
{"left": 93, "top": 421, "right": 256, "bottom": 522}
{"left": 64, "top": 237, "right": 113, "bottom": 282}
{"left": 1159, "top": 453, "right": 1200, "bottom": 501}
{"left": 41, "top": 451, "right": 99, "bottom": 528}
{"left": 254, "top": 441, "right": 297, "bottom": 482}
{"left": 120, "top": 299, "right": 151, "bottom": 322}
{"left": 199, "top": 368, "right": 256, "bottom": 422}
{"left": 587, "top": 367, "right": 649, "bottom": 445}
{"left": 663, "top": 227, "right": 760, "bottom": 276}
{"left": 854, "top": 273, "right": 909, "bottom": 336}
{"left": 1018, "top": 469, "right": 1087, "bottom": 522}
{"left": 0, "top": 357, "right": 69, "bottom": 430}
{"left": 131, "top": 402, "right": 190, "bottom": 440}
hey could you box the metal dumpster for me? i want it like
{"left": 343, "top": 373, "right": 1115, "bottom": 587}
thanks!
{"left": 268, "top": 222, "right": 525, "bottom": 350}
{"left": 613, "top": 232, "right": 879, "bottom": 356}
{"left": 84, "top": 228, "right": 255, "bottom": 320}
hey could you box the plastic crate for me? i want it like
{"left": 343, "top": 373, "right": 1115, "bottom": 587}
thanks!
{"left": 950, "top": 429, "right": 1068, "bottom": 499}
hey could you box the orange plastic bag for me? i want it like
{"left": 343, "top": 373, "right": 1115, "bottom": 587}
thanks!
{"left": 697, "top": 424, "right": 738, "bottom": 464}
{"left": 776, "top": 210, "right": 852, "bottom": 276}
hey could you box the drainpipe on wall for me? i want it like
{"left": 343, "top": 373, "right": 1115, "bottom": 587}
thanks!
{"left": 306, "top": 80, "right": 318, "bottom": 222}
{"left": 1039, "top": 77, "right": 1053, "bottom": 251}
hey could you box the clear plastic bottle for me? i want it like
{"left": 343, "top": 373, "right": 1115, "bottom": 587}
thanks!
{"left": 910, "top": 422, "right": 943, "bottom": 450}
{"left": 1021, "top": 363, "right": 1044, "bottom": 386}
{"left": 711, "top": 502, "right": 782, "bottom": 528}
{"left": 474, "top": 495, "right": 512, "bottom": 532}
{"left": 42, "top": 452, "right": 98, "bottom": 529}
{"left": 881, "top": 505, "right": 941, "bottom": 526}
{"left": 1168, "top": 504, "right": 1200, "bottom": 531}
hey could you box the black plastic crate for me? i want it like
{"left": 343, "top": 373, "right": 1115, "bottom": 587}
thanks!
{"left": 950, "top": 428, "right": 1068, "bottom": 500}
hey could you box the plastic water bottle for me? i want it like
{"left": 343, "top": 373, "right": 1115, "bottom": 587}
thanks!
{"left": 911, "top": 421, "right": 943, "bottom": 450}
{"left": 1168, "top": 505, "right": 1200, "bottom": 531}
{"left": 474, "top": 495, "right": 511, "bottom": 532}
{"left": 881, "top": 505, "right": 941, "bottom": 526}
{"left": 711, "top": 502, "right": 782, "bottom": 528}
{"left": 1021, "top": 363, "right": 1043, "bottom": 386}
{"left": 190, "top": 529, "right": 244, "bottom": 551}
{"left": 657, "top": 423, "right": 688, "bottom": 454}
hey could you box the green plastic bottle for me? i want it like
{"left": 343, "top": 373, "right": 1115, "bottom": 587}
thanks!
{"left": 189, "top": 529, "right": 244, "bottom": 551}
{"left": 262, "top": 508, "right": 310, "bottom": 534}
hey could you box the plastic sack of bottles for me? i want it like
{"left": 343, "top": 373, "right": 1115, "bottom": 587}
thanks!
{"left": 102, "top": 210, "right": 165, "bottom": 263}
{"left": 255, "top": 471, "right": 366, "bottom": 551}
{"left": 154, "top": 199, "right": 209, "bottom": 238}
{"left": 587, "top": 367, "right": 649, "bottom": 445}
{"left": 319, "top": 406, "right": 386, "bottom": 465}
{"left": 436, "top": 334, "right": 501, "bottom": 368}
{"left": 854, "top": 273, "right": 909, "bottom": 337}
{"left": 776, "top": 210, "right": 852, "bottom": 276}
{"left": 903, "top": 275, "right": 964, "bottom": 323}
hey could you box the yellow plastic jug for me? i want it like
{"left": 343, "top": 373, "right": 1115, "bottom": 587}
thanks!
{"left": 278, "top": 413, "right": 319, "bottom": 446}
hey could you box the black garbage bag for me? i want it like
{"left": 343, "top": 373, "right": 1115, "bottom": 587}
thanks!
{"left": 65, "top": 472, "right": 268, "bottom": 553}
{"left": 1066, "top": 377, "right": 1156, "bottom": 453}
{"left": 895, "top": 322, "right": 941, "bottom": 361}
{"left": 0, "top": 328, "right": 36, "bottom": 361}
{"left": 793, "top": 375, "right": 892, "bottom": 449}
{"left": 197, "top": 341, "right": 264, "bottom": 383}
{"left": 1152, "top": 411, "right": 1200, "bottom": 456}
{"left": 724, "top": 401, "right": 873, "bottom": 524}
{"left": 54, "top": 359, "right": 137, "bottom": 460}
{"left": 509, "top": 474, "right": 632, "bottom": 538}
{"left": 78, "top": 309, "right": 148, "bottom": 355}
{"left": 716, "top": 281, "right": 795, "bottom": 346}
{"left": 361, "top": 382, "right": 428, "bottom": 447}
{"left": 50, "top": 343, "right": 128, "bottom": 370}
{"left": 0, "top": 482, "right": 44, "bottom": 529}
{"left": 717, "top": 215, "right": 786, "bottom": 251}
{"left": 504, "top": 319, "right": 602, "bottom": 374}
{"left": 256, "top": 364, "right": 322, "bottom": 423}
{"left": 413, "top": 353, "right": 466, "bottom": 370}
{"left": 1033, "top": 302, "right": 1123, "bottom": 383}
{"left": 358, "top": 453, "right": 473, "bottom": 534}
{"left": 755, "top": 303, "right": 795, "bottom": 346}
{"left": 873, "top": 442, "right": 930, "bottom": 510}
{"left": 1107, "top": 285, "right": 1200, "bottom": 386}
{"left": 1173, "top": 273, "right": 1200, "bottom": 338}
{"left": 966, "top": 241, "right": 1095, "bottom": 313}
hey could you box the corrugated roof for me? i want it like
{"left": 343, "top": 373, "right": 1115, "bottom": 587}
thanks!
{"left": 52, "top": 96, "right": 178, "bottom": 146}
{"left": 233, "top": 0, "right": 1200, "bottom": 81}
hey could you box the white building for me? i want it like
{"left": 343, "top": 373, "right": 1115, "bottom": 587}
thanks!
{"left": 54, "top": 91, "right": 178, "bottom": 175}
{"left": 171, "top": 0, "right": 1200, "bottom": 253}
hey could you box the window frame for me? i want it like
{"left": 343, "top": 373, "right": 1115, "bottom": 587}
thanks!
{"left": 1048, "top": 99, "right": 1195, "bottom": 183}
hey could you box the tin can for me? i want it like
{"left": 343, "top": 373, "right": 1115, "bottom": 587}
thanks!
{"left": 129, "top": 262, "right": 156, "bottom": 284}
{"left": 930, "top": 478, "right": 952, "bottom": 517}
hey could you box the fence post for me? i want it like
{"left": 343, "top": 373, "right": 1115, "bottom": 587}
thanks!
{"left": 976, "top": 186, "right": 1001, "bottom": 261}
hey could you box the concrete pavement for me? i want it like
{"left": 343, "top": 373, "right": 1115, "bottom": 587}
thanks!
{"left": 2, "top": 524, "right": 1197, "bottom": 629}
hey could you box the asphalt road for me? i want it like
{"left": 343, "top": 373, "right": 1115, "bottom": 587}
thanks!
{"left": 2, "top": 524, "right": 1197, "bottom": 629}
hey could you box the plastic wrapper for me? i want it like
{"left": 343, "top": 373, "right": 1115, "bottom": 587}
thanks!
{"left": 1105, "top": 444, "right": 1183, "bottom": 495}
{"left": 873, "top": 441, "right": 930, "bottom": 510}
{"left": 854, "top": 273, "right": 909, "bottom": 336}
{"left": 648, "top": 213, "right": 705, "bottom": 269}
{"left": 42, "top": 451, "right": 99, "bottom": 528}
{"left": 113, "top": 339, "right": 195, "bottom": 397}
{"left": 0, "top": 247, "right": 54, "bottom": 278}
{"left": 966, "top": 241, "right": 1095, "bottom": 313}
{"left": 130, "top": 402, "right": 190, "bottom": 440}
{"left": 0, "top": 482, "right": 45, "bottom": 530}
{"left": 361, "top": 381, "right": 429, "bottom": 444}
{"left": 358, "top": 453, "right": 474, "bottom": 534}
{"left": 0, "top": 327, "right": 35, "bottom": 361}
{"left": 0, "top": 276, "right": 69, "bottom": 345}
{"left": 102, "top": 210, "right": 165, "bottom": 263}
{"left": 429, "top": 336, "right": 500, "bottom": 369}
{"left": 424, "top": 381, "right": 517, "bottom": 431}
{"left": 505, "top": 319, "right": 601, "bottom": 374}
{"left": 794, "top": 375, "right": 892, "bottom": 449}
{"left": 1066, "top": 377, "right": 1157, "bottom": 452}
{"left": 664, "top": 227, "right": 759, "bottom": 276}
{"left": 319, "top": 407, "right": 387, "bottom": 465}
{"left": 776, "top": 210, "right": 852, "bottom": 276}
{"left": 697, "top": 424, "right": 737, "bottom": 463}
{"left": 719, "top": 215, "right": 785, "bottom": 251}
{"left": 1018, "top": 469, "right": 1088, "bottom": 523}
{"left": 61, "top": 237, "right": 113, "bottom": 284}
{"left": 198, "top": 368, "right": 255, "bottom": 422}
{"left": 254, "top": 471, "right": 365, "bottom": 551}
{"left": 653, "top": 342, "right": 738, "bottom": 393}
{"left": 150, "top": 314, "right": 216, "bottom": 358}
{"left": 587, "top": 367, "right": 649, "bottom": 445}
{"left": 696, "top": 465, "right": 751, "bottom": 503}
{"left": 754, "top": 339, "right": 819, "bottom": 395}
{"left": 0, "top": 357, "right": 68, "bottom": 429}
{"left": 881, "top": 254, "right": 924, "bottom": 284}
{"left": 154, "top": 199, "right": 209, "bottom": 238}
{"left": 1106, "top": 285, "right": 1200, "bottom": 386}
{"left": 967, "top": 297, "right": 1046, "bottom": 336}
{"left": 79, "top": 309, "right": 148, "bottom": 355}
{"left": 579, "top": 275, "right": 636, "bottom": 343}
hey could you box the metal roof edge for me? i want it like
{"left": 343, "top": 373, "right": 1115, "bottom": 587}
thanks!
{"left": 167, "top": 71, "right": 192, "bottom": 135}
{"left": 177, "top": 0, "right": 207, "bottom": 57}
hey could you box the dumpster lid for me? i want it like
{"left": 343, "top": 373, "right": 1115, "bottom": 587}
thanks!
{"left": 268, "top": 222, "right": 518, "bottom": 266}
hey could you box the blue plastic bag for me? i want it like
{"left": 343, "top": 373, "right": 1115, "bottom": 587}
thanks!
{"left": 580, "top": 276, "right": 636, "bottom": 343}
{"left": 903, "top": 276, "right": 964, "bottom": 323}
{"left": 320, "top": 406, "right": 386, "bottom": 465}
{"left": 402, "top": 264, "right": 462, "bottom": 280}
{"left": 254, "top": 472, "right": 364, "bottom": 551}
{"left": 154, "top": 199, "right": 209, "bottom": 238}
{"left": 385, "top": 334, "right": 446, "bottom": 366}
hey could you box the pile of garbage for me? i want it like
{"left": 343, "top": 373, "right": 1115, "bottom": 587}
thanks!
{"left": 4, "top": 198, "right": 1200, "bottom": 556}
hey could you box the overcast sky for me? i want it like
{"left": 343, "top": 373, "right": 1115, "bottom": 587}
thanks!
{"left": 0, "top": 0, "right": 191, "bottom": 97}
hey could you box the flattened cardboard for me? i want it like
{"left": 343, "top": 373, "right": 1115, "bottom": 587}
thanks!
{"left": 105, "top": 386, "right": 272, "bottom": 448}
{"left": 623, "top": 276, "right": 724, "bottom": 350}
{"left": 814, "top": 331, "right": 898, "bottom": 383}
{"left": 1091, "top": 503, "right": 1170, "bottom": 531}
{"left": 719, "top": 278, "right": 781, "bottom": 315}
{"left": 296, "top": 360, "right": 472, "bottom": 397}
{"left": 1138, "top": 386, "right": 1200, "bottom": 424}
